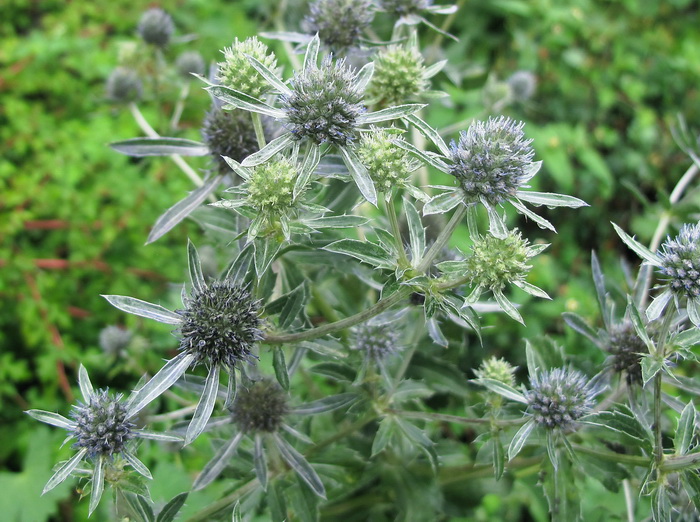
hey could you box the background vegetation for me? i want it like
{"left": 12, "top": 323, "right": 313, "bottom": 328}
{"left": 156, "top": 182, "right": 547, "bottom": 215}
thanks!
{"left": 1, "top": 0, "right": 699, "bottom": 519}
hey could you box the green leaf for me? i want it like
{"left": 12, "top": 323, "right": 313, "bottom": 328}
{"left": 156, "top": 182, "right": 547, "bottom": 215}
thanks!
{"left": 403, "top": 114, "right": 451, "bottom": 156}
{"left": 224, "top": 243, "right": 254, "bottom": 283}
{"left": 206, "top": 85, "right": 286, "bottom": 119}
{"left": 273, "top": 349, "right": 290, "bottom": 391}
{"left": 395, "top": 139, "right": 451, "bottom": 173}
{"left": 508, "top": 419, "right": 536, "bottom": 460}
{"left": 185, "top": 365, "right": 220, "bottom": 445}
{"left": 122, "top": 493, "right": 155, "bottom": 522}
{"left": 300, "top": 215, "right": 368, "bottom": 229}
{"left": 627, "top": 296, "right": 655, "bottom": 353}
{"left": 493, "top": 289, "right": 524, "bottom": 324}
{"left": 355, "top": 62, "right": 374, "bottom": 91}
{"left": 253, "top": 238, "right": 282, "bottom": 278}
{"left": 525, "top": 340, "right": 546, "bottom": 377}
{"left": 493, "top": 433, "right": 505, "bottom": 480}
{"left": 510, "top": 198, "right": 556, "bottom": 232}
{"left": 675, "top": 401, "right": 696, "bottom": 455}
{"left": 267, "top": 481, "right": 287, "bottom": 522}
{"left": 254, "top": 435, "right": 268, "bottom": 491}
{"left": 292, "top": 393, "right": 357, "bottom": 415}
{"left": 89, "top": 455, "right": 106, "bottom": 516}
{"left": 339, "top": 146, "right": 377, "bottom": 205}
{"left": 485, "top": 205, "right": 508, "bottom": 240}
{"left": 477, "top": 378, "right": 527, "bottom": 404}
{"left": 646, "top": 288, "right": 673, "bottom": 321}
{"left": 562, "top": 312, "right": 601, "bottom": 346}
{"left": 304, "top": 34, "right": 320, "bottom": 70}
{"left": 358, "top": 104, "right": 427, "bottom": 125}
{"left": 674, "top": 327, "right": 700, "bottom": 348}
{"left": 404, "top": 198, "right": 425, "bottom": 266}
{"left": 110, "top": 137, "right": 209, "bottom": 157}
{"left": 612, "top": 222, "right": 663, "bottom": 266}
{"left": 275, "top": 434, "right": 326, "bottom": 498}
{"left": 582, "top": 409, "right": 654, "bottom": 454}
{"left": 591, "top": 251, "right": 609, "bottom": 325}
{"left": 187, "top": 239, "right": 206, "bottom": 293}
{"left": 372, "top": 416, "right": 396, "bottom": 456}
{"left": 323, "top": 238, "right": 395, "bottom": 268}
{"left": 126, "top": 352, "right": 195, "bottom": 417}
{"left": 423, "top": 189, "right": 463, "bottom": 215}
{"left": 102, "top": 295, "right": 182, "bottom": 325}
{"left": 309, "top": 362, "right": 356, "bottom": 382}
{"left": 193, "top": 432, "right": 244, "bottom": 491}
{"left": 294, "top": 144, "right": 321, "bottom": 198}
{"left": 241, "top": 132, "right": 295, "bottom": 167}
{"left": 25, "top": 410, "right": 74, "bottom": 430}
{"left": 246, "top": 54, "right": 291, "bottom": 96}
{"left": 156, "top": 493, "right": 189, "bottom": 522}
{"left": 515, "top": 191, "right": 588, "bottom": 208}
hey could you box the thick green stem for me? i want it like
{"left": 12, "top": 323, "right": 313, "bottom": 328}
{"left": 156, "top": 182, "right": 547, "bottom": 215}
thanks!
{"left": 418, "top": 204, "right": 467, "bottom": 272}
{"left": 385, "top": 195, "right": 409, "bottom": 267}
{"left": 252, "top": 112, "right": 267, "bottom": 150}
{"left": 389, "top": 409, "right": 526, "bottom": 427}
{"left": 571, "top": 444, "right": 651, "bottom": 467}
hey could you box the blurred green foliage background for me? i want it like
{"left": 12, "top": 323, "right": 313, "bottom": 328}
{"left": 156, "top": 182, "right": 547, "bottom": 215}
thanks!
{"left": 1, "top": 0, "right": 698, "bottom": 519}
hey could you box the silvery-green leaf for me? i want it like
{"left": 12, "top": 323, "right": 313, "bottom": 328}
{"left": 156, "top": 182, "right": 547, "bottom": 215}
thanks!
{"left": 423, "top": 60, "right": 448, "bottom": 79}
{"left": 493, "top": 289, "right": 524, "bottom": 324}
{"left": 591, "top": 251, "right": 610, "bottom": 327}
{"left": 357, "top": 104, "right": 427, "bottom": 125}
{"left": 222, "top": 156, "right": 252, "bottom": 181}
{"left": 395, "top": 139, "right": 451, "bottom": 173}
{"left": 292, "top": 393, "right": 357, "bottom": 414}
{"left": 626, "top": 296, "right": 655, "bottom": 353}
{"left": 647, "top": 288, "right": 673, "bottom": 321}
{"left": 224, "top": 243, "right": 254, "bottom": 282}
{"left": 612, "top": 223, "right": 663, "bottom": 266}
{"left": 282, "top": 424, "right": 314, "bottom": 444}
{"left": 147, "top": 175, "right": 223, "bottom": 244}
{"left": 689, "top": 298, "right": 700, "bottom": 327}
{"left": 515, "top": 191, "right": 588, "bottom": 208}
{"left": 562, "top": 312, "right": 601, "bottom": 347}
{"left": 404, "top": 198, "right": 425, "bottom": 266}
{"left": 675, "top": 402, "right": 696, "bottom": 455}
{"left": 122, "top": 492, "right": 155, "bottom": 522}
{"left": 304, "top": 34, "right": 320, "bottom": 70}
{"left": 26, "top": 410, "right": 75, "bottom": 430}
{"left": 224, "top": 370, "right": 237, "bottom": 409}
{"left": 126, "top": 352, "right": 195, "bottom": 417}
{"left": 246, "top": 54, "right": 291, "bottom": 96}
{"left": 259, "top": 31, "right": 312, "bottom": 43}
{"left": 514, "top": 281, "right": 550, "bottom": 299}
{"left": 132, "top": 429, "right": 183, "bottom": 443}
{"left": 187, "top": 239, "right": 206, "bottom": 294}
{"left": 323, "top": 238, "right": 395, "bottom": 268}
{"left": 89, "top": 455, "right": 105, "bottom": 515}
{"left": 520, "top": 160, "right": 543, "bottom": 182}
{"left": 372, "top": 416, "right": 396, "bottom": 457}
{"left": 525, "top": 340, "right": 546, "bottom": 377}
{"left": 427, "top": 4, "right": 458, "bottom": 14}
{"left": 102, "top": 295, "right": 182, "bottom": 325}
{"left": 300, "top": 215, "right": 368, "bottom": 229}
{"left": 206, "top": 86, "right": 285, "bottom": 119}
{"left": 478, "top": 378, "right": 528, "bottom": 404}
{"left": 156, "top": 493, "right": 189, "bottom": 522}
{"left": 403, "top": 114, "right": 451, "bottom": 156}
{"left": 493, "top": 433, "right": 505, "bottom": 480}
{"left": 124, "top": 452, "right": 152, "bottom": 479}
{"left": 339, "top": 146, "right": 377, "bottom": 205}
{"left": 78, "top": 364, "right": 94, "bottom": 402}
{"left": 508, "top": 419, "right": 536, "bottom": 460}
{"left": 253, "top": 238, "right": 282, "bottom": 278}
{"left": 510, "top": 198, "right": 556, "bottom": 232}
{"left": 185, "top": 365, "right": 220, "bottom": 445}
{"left": 193, "top": 432, "right": 244, "bottom": 491}
{"left": 294, "top": 144, "right": 321, "bottom": 199}
{"left": 423, "top": 189, "right": 463, "bottom": 215}
{"left": 242, "top": 132, "right": 295, "bottom": 167}
{"left": 427, "top": 317, "right": 448, "bottom": 347}
{"left": 273, "top": 349, "right": 290, "bottom": 391}
{"left": 110, "top": 137, "right": 209, "bottom": 157}
{"left": 254, "top": 434, "right": 268, "bottom": 491}
{"left": 642, "top": 356, "right": 665, "bottom": 385}
{"left": 274, "top": 434, "right": 326, "bottom": 498}
{"left": 355, "top": 62, "right": 374, "bottom": 92}
{"left": 43, "top": 448, "right": 88, "bottom": 494}
{"left": 484, "top": 204, "right": 508, "bottom": 239}
{"left": 403, "top": 183, "right": 430, "bottom": 202}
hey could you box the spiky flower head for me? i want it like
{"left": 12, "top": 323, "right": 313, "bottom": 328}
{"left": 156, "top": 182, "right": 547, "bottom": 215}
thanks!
{"left": 658, "top": 223, "right": 700, "bottom": 299}
{"left": 176, "top": 51, "right": 205, "bottom": 79}
{"left": 201, "top": 107, "right": 260, "bottom": 174}
{"left": 137, "top": 8, "right": 174, "bottom": 47}
{"left": 464, "top": 230, "right": 533, "bottom": 292}
{"left": 70, "top": 390, "right": 134, "bottom": 457}
{"left": 281, "top": 55, "right": 365, "bottom": 146}
{"left": 508, "top": 71, "right": 537, "bottom": 102}
{"left": 366, "top": 45, "right": 427, "bottom": 106}
{"left": 356, "top": 128, "right": 415, "bottom": 192}
{"left": 379, "top": 0, "right": 433, "bottom": 16}
{"left": 231, "top": 379, "right": 289, "bottom": 433}
{"left": 304, "top": 0, "right": 374, "bottom": 52}
{"left": 106, "top": 67, "right": 142, "bottom": 103}
{"left": 217, "top": 37, "right": 277, "bottom": 99}
{"left": 475, "top": 357, "right": 516, "bottom": 386}
{"left": 526, "top": 368, "right": 595, "bottom": 430}
{"left": 178, "top": 280, "right": 263, "bottom": 371}
{"left": 352, "top": 323, "right": 400, "bottom": 360}
{"left": 99, "top": 325, "right": 132, "bottom": 356}
{"left": 450, "top": 116, "right": 535, "bottom": 206}
{"left": 605, "top": 322, "right": 644, "bottom": 385}
{"left": 248, "top": 157, "right": 297, "bottom": 214}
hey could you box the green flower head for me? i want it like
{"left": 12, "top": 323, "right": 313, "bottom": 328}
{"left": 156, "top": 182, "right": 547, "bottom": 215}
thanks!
{"left": 217, "top": 37, "right": 277, "bottom": 99}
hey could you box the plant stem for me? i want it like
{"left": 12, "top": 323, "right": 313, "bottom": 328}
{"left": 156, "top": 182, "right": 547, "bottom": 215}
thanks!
{"left": 570, "top": 444, "right": 650, "bottom": 467}
{"left": 660, "top": 451, "right": 700, "bottom": 472}
{"left": 653, "top": 303, "right": 675, "bottom": 467}
{"left": 252, "top": 112, "right": 267, "bottom": 150}
{"left": 418, "top": 204, "right": 467, "bottom": 272}
{"left": 169, "top": 83, "right": 190, "bottom": 131}
{"left": 389, "top": 409, "right": 526, "bottom": 427}
{"left": 385, "top": 195, "right": 409, "bottom": 267}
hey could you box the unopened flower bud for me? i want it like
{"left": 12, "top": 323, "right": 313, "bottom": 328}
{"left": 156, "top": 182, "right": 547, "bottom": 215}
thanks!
{"left": 366, "top": 45, "right": 427, "bottom": 106}
{"left": 217, "top": 38, "right": 277, "bottom": 99}
{"left": 106, "top": 68, "right": 142, "bottom": 103}
{"left": 231, "top": 379, "right": 289, "bottom": 433}
{"left": 137, "top": 8, "right": 174, "bottom": 47}
{"left": 465, "top": 230, "right": 533, "bottom": 292}
{"left": 176, "top": 51, "right": 205, "bottom": 79}
{"left": 303, "top": 0, "right": 374, "bottom": 52}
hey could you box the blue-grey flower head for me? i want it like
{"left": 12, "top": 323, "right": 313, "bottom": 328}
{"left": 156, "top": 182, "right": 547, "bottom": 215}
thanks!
{"left": 507, "top": 71, "right": 537, "bottom": 102}
{"left": 605, "top": 322, "right": 644, "bottom": 385}
{"left": 658, "top": 223, "right": 700, "bottom": 299}
{"left": 304, "top": 0, "right": 374, "bottom": 52}
{"left": 449, "top": 116, "right": 534, "bottom": 206}
{"left": 99, "top": 325, "right": 132, "bottom": 356}
{"left": 176, "top": 51, "right": 206, "bottom": 79}
{"left": 137, "top": 8, "right": 174, "bottom": 47}
{"left": 106, "top": 68, "right": 142, "bottom": 103}
{"left": 231, "top": 378, "right": 289, "bottom": 433}
{"left": 178, "top": 281, "right": 263, "bottom": 371}
{"left": 201, "top": 107, "right": 260, "bottom": 174}
{"left": 281, "top": 55, "right": 365, "bottom": 146}
{"left": 352, "top": 323, "right": 400, "bottom": 360}
{"left": 526, "top": 368, "right": 595, "bottom": 430}
{"left": 70, "top": 390, "right": 134, "bottom": 457}
{"left": 379, "top": 0, "right": 433, "bottom": 16}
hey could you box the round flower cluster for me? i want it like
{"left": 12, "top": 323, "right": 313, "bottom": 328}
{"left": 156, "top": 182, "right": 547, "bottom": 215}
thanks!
{"left": 231, "top": 379, "right": 289, "bottom": 433}
{"left": 449, "top": 116, "right": 535, "bottom": 206}
{"left": 178, "top": 281, "right": 263, "bottom": 370}
{"left": 507, "top": 71, "right": 537, "bottom": 102}
{"left": 70, "top": 390, "right": 134, "bottom": 457}
{"left": 356, "top": 129, "right": 414, "bottom": 192}
{"left": 605, "top": 323, "right": 645, "bottom": 385}
{"left": 176, "top": 51, "right": 205, "bottom": 79}
{"left": 658, "top": 223, "right": 700, "bottom": 299}
{"left": 366, "top": 46, "right": 427, "bottom": 106}
{"left": 248, "top": 157, "right": 297, "bottom": 214}
{"left": 137, "top": 8, "right": 174, "bottom": 47}
{"left": 379, "top": 0, "right": 433, "bottom": 16}
{"left": 475, "top": 357, "right": 516, "bottom": 386}
{"left": 526, "top": 368, "right": 594, "bottom": 430}
{"left": 281, "top": 56, "right": 365, "bottom": 146}
{"left": 201, "top": 108, "right": 260, "bottom": 174}
{"left": 106, "top": 68, "right": 142, "bottom": 103}
{"left": 99, "top": 325, "right": 132, "bottom": 356}
{"left": 217, "top": 37, "right": 277, "bottom": 99}
{"left": 464, "top": 230, "right": 532, "bottom": 292}
{"left": 352, "top": 323, "right": 400, "bottom": 360}
{"left": 304, "top": 0, "right": 374, "bottom": 52}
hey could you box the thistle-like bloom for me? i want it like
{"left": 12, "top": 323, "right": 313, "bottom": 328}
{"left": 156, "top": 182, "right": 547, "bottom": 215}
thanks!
{"left": 99, "top": 325, "right": 132, "bottom": 357}
{"left": 379, "top": 0, "right": 433, "bottom": 15}
{"left": 526, "top": 368, "right": 596, "bottom": 430}
{"left": 475, "top": 357, "right": 516, "bottom": 386}
{"left": 352, "top": 323, "right": 401, "bottom": 361}
{"left": 137, "top": 8, "right": 174, "bottom": 47}
{"left": 376, "top": 0, "right": 458, "bottom": 37}
{"left": 201, "top": 107, "right": 260, "bottom": 174}
{"left": 105, "top": 67, "right": 142, "bottom": 103}
{"left": 303, "top": 0, "right": 374, "bottom": 53}
{"left": 507, "top": 71, "right": 537, "bottom": 102}
{"left": 366, "top": 45, "right": 429, "bottom": 106}
{"left": 26, "top": 366, "right": 180, "bottom": 515}
{"left": 103, "top": 241, "right": 263, "bottom": 445}
{"left": 411, "top": 116, "right": 586, "bottom": 237}
{"left": 217, "top": 37, "right": 277, "bottom": 99}
{"left": 356, "top": 128, "right": 420, "bottom": 196}
{"left": 604, "top": 322, "right": 644, "bottom": 385}
{"left": 176, "top": 51, "right": 206, "bottom": 79}
{"left": 206, "top": 35, "right": 426, "bottom": 205}
{"left": 231, "top": 378, "right": 290, "bottom": 433}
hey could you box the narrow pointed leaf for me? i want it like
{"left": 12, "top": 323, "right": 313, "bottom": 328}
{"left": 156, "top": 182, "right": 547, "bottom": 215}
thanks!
{"left": 357, "top": 104, "right": 426, "bottom": 125}
{"left": 647, "top": 288, "right": 673, "bottom": 321}
{"left": 478, "top": 378, "right": 528, "bottom": 403}
{"left": 493, "top": 289, "right": 524, "bottom": 324}
{"left": 493, "top": 433, "right": 505, "bottom": 480}
{"left": 292, "top": 393, "right": 357, "bottom": 414}
{"left": 612, "top": 223, "right": 663, "bottom": 265}
{"left": 508, "top": 419, "right": 536, "bottom": 460}
{"left": 156, "top": 493, "right": 189, "bottom": 522}
{"left": 591, "top": 251, "right": 609, "bottom": 325}
{"left": 626, "top": 296, "right": 655, "bottom": 353}
{"left": 339, "top": 146, "right": 377, "bottom": 205}
{"left": 89, "top": 456, "right": 105, "bottom": 515}
{"left": 193, "top": 432, "right": 244, "bottom": 490}
{"left": 301, "top": 215, "right": 368, "bottom": 229}
{"left": 282, "top": 424, "right": 314, "bottom": 444}
{"left": 323, "top": 238, "right": 394, "bottom": 268}
{"left": 102, "top": 295, "right": 182, "bottom": 325}
{"left": 485, "top": 204, "right": 508, "bottom": 239}
{"left": 562, "top": 312, "right": 601, "bottom": 346}
{"left": 403, "top": 114, "right": 451, "bottom": 156}
{"left": 355, "top": 62, "right": 374, "bottom": 91}
{"left": 372, "top": 417, "right": 396, "bottom": 456}
{"left": 423, "top": 189, "right": 463, "bottom": 215}
{"left": 273, "top": 349, "right": 290, "bottom": 391}
{"left": 126, "top": 352, "right": 195, "bottom": 417}
{"left": 294, "top": 144, "right": 321, "bottom": 199}
{"left": 241, "top": 132, "right": 295, "bottom": 167}
{"left": 43, "top": 448, "right": 88, "bottom": 494}
{"left": 26, "top": 410, "right": 75, "bottom": 430}
{"left": 206, "top": 86, "right": 285, "bottom": 119}
{"left": 510, "top": 198, "right": 556, "bottom": 232}
{"left": 423, "top": 59, "right": 447, "bottom": 79}
{"left": 304, "top": 34, "right": 320, "bottom": 70}
{"left": 688, "top": 298, "right": 700, "bottom": 327}
{"left": 78, "top": 364, "right": 94, "bottom": 402}
{"left": 253, "top": 238, "right": 282, "bottom": 277}
{"left": 132, "top": 429, "right": 183, "bottom": 443}
{"left": 187, "top": 239, "right": 206, "bottom": 293}
{"left": 110, "top": 137, "right": 209, "bottom": 157}
{"left": 224, "top": 369, "right": 237, "bottom": 409}
{"left": 254, "top": 435, "right": 268, "bottom": 491}
{"left": 394, "top": 139, "right": 451, "bottom": 172}
{"left": 124, "top": 452, "right": 153, "bottom": 479}
{"left": 426, "top": 317, "right": 448, "bottom": 347}
{"left": 515, "top": 191, "right": 588, "bottom": 208}
{"left": 514, "top": 280, "right": 550, "bottom": 299}
{"left": 222, "top": 156, "right": 252, "bottom": 181}
{"left": 675, "top": 402, "right": 696, "bottom": 455}
{"left": 275, "top": 434, "right": 326, "bottom": 498}
{"left": 246, "top": 55, "right": 291, "bottom": 95}
{"left": 404, "top": 198, "right": 425, "bottom": 266}
{"left": 186, "top": 365, "right": 220, "bottom": 445}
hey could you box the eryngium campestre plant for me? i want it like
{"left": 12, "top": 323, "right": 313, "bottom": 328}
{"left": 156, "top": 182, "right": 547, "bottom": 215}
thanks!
{"left": 658, "top": 223, "right": 700, "bottom": 299}
{"left": 137, "top": 8, "right": 174, "bottom": 47}
{"left": 176, "top": 51, "right": 206, "bottom": 79}
{"left": 178, "top": 280, "right": 263, "bottom": 370}
{"left": 366, "top": 45, "right": 427, "bottom": 106}
{"left": 379, "top": 0, "right": 433, "bottom": 16}
{"left": 475, "top": 356, "right": 516, "bottom": 386}
{"left": 281, "top": 55, "right": 365, "bottom": 146}
{"left": 71, "top": 390, "right": 134, "bottom": 457}
{"left": 247, "top": 157, "right": 297, "bottom": 214}
{"left": 231, "top": 379, "right": 290, "bottom": 433}
{"left": 99, "top": 325, "right": 132, "bottom": 356}
{"left": 105, "top": 67, "right": 142, "bottom": 103}
{"left": 356, "top": 128, "right": 416, "bottom": 194}
{"left": 352, "top": 323, "right": 400, "bottom": 361}
{"left": 450, "top": 116, "right": 535, "bottom": 206}
{"left": 304, "top": 0, "right": 374, "bottom": 52}
{"left": 526, "top": 368, "right": 595, "bottom": 430}
{"left": 465, "top": 230, "right": 534, "bottom": 292}
{"left": 217, "top": 37, "right": 277, "bottom": 99}
{"left": 507, "top": 70, "right": 537, "bottom": 102}
{"left": 605, "top": 322, "right": 645, "bottom": 385}
{"left": 201, "top": 107, "right": 260, "bottom": 174}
